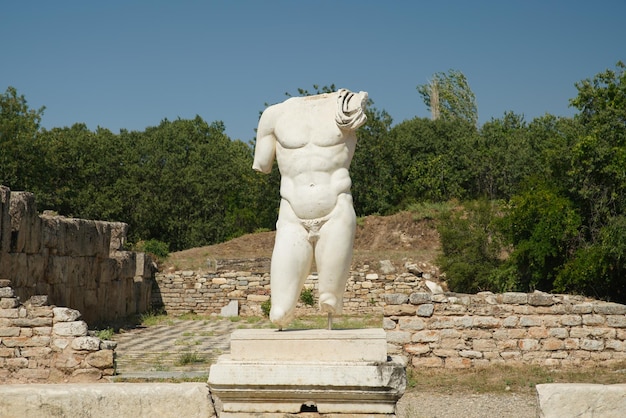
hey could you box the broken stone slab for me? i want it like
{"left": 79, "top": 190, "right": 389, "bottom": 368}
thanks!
{"left": 536, "top": 383, "right": 626, "bottom": 418}
{"left": 220, "top": 300, "right": 238, "bottom": 317}
{"left": 0, "top": 383, "right": 215, "bottom": 418}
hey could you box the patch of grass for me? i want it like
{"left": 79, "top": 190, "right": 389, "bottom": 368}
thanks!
{"left": 174, "top": 338, "right": 201, "bottom": 346}
{"left": 407, "top": 201, "right": 454, "bottom": 221}
{"left": 175, "top": 351, "right": 207, "bottom": 366}
{"left": 152, "top": 354, "right": 170, "bottom": 372}
{"left": 406, "top": 362, "right": 626, "bottom": 394}
{"left": 139, "top": 309, "right": 170, "bottom": 327}
{"left": 94, "top": 327, "right": 115, "bottom": 340}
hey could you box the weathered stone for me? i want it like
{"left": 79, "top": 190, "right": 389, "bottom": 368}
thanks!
{"left": 581, "top": 339, "right": 604, "bottom": 351}
{"left": 398, "top": 317, "right": 425, "bottom": 330}
{"left": 0, "top": 298, "right": 19, "bottom": 309}
{"left": 537, "top": 383, "right": 626, "bottom": 418}
{"left": 411, "top": 330, "right": 440, "bottom": 343}
{"left": 542, "top": 338, "right": 565, "bottom": 351}
{"left": 502, "top": 292, "right": 528, "bottom": 304}
{"left": 20, "top": 347, "right": 52, "bottom": 358}
{"left": 572, "top": 303, "right": 594, "bottom": 314}
{"left": 518, "top": 339, "right": 540, "bottom": 351}
{"left": 386, "top": 331, "right": 412, "bottom": 344}
{"left": 11, "top": 317, "right": 52, "bottom": 327}
{"left": 404, "top": 343, "right": 430, "bottom": 355}
{"left": 473, "top": 317, "right": 500, "bottom": 328}
{"left": 382, "top": 317, "right": 397, "bottom": 330}
{"left": 415, "top": 304, "right": 433, "bottom": 317}
{"left": 52, "top": 307, "right": 81, "bottom": 322}
{"left": 528, "top": 291, "right": 554, "bottom": 306}
{"left": 594, "top": 302, "right": 626, "bottom": 315}
{"left": 246, "top": 294, "right": 269, "bottom": 302}
{"left": 445, "top": 357, "right": 472, "bottom": 368}
{"left": 384, "top": 304, "right": 416, "bottom": 316}
{"left": 52, "top": 321, "right": 88, "bottom": 337}
{"left": 220, "top": 300, "right": 238, "bottom": 317}
{"left": 2, "top": 336, "right": 50, "bottom": 347}
{"left": 0, "top": 327, "right": 20, "bottom": 337}
{"left": 412, "top": 356, "right": 443, "bottom": 368}
{"left": 384, "top": 293, "right": 408, "bottom": 305}
{"left": 24, "top": 295, "right": 49, "bottom": 307}
{"left": 459, "top": 350, "right": 482, "bottom": 359}
{"left": 560, "top": 314, "right": 582, "bottom": 326}
{"left": 85, "top": 349, "right": 114, "bottom": 368}
{"left": 425, "top": 280, "right": 444, "bottom": 294}
{"left": 0, "top": 308, "right": 19, "bottom": 318}
{"left": 379, "top": 260, "right": 396, "bottom": 274}
{"left": 0, "top": 287, "right": 15, "bottom": 298}
{"left": 71, "top": 336, "right": 101, "bottom": 351}
{"left": 607, "top": 315, "right": 626, "bottom": 328}
{"left": 409, "top": 292, "right": 432, "bottom": 305}
{"left": 582, "top": 314, "right": 605, "bottom": 326}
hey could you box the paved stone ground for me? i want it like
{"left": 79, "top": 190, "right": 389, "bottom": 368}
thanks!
{"left": 112, "top": 318, "right": 271, "bottom": 379}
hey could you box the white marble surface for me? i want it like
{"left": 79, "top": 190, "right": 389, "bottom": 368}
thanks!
{"left": 253, "top": 89, "right": 368, "bottom": 327}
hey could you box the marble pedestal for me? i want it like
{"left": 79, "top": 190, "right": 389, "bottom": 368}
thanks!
{"left": 208, "top": 328, "right": 406, "bottom": 417}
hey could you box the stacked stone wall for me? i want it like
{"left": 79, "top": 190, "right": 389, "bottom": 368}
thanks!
{"left": 154, "top": 270, "right": 626, "bottom": 368}
{"left": 152, "top": 267, "right": 418, "bottom": 316}
{"left": 0, "top": 281, "right": 114, "bottom": 383}
{"left": 384, "top": 291, "right": 626, "bottom": 368}
{"left": 0, "top": 186, "right": 154, "bottom": 324}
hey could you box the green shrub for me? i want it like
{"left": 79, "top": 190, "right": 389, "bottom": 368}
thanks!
{"left": 436, "top": 199, "right": 505, "bottom": 293}
{"left": 299, "top": 288, "right": 315, "bottom": 306}
{"left": 134, "top": 239, "right": 170, "bottom": 261}
{"left": 261, "top": 299, "right": 271, "bottom": 317}
{"left": 94, "top": 327, "right": 114, "bottom": 340}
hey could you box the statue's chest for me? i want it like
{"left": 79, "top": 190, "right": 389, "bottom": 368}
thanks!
{"left": 274, "top": 103, "right": 346, "bottom": 149}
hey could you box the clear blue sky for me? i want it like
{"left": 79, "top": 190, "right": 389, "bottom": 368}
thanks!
{"left": 2, "top": 1, "right": 624, "bottom": 143}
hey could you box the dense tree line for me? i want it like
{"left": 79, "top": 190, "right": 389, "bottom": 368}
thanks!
{"left": 1, "top": 62, "right": 625, "bottom": 302}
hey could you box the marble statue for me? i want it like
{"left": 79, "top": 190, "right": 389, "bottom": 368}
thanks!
{"left": 253, "top": 88, "right": 368, "bottom": 329}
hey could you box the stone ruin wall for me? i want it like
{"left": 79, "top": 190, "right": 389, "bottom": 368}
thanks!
{"left": 156, "top": 269, "right": 626, "bottom": 368}
{"left": 0, "top": 283, "right": 115, "bottom": 383}
{"left": 0, "top": 185, "right": 154, "bottom": 324}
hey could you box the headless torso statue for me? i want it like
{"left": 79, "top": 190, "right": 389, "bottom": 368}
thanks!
{"left": 253, "top": 89, "right": 368, "bottom": 329}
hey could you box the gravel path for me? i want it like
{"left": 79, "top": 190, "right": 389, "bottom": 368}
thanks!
{"left": 396, "top": 391, "right": 538, "bottom": 418}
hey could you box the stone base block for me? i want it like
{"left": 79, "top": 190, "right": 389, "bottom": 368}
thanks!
{"left": 536, "top": 383, "right": 626, "bottom": 418}
{"left": 0, "top": 383, "right": 214, "bottom": 418}
{"left": 230, "top": 328, "right": 388, "bottom": 362}
{"left": 208, "top": 328, "right": 405, "bottom": 416}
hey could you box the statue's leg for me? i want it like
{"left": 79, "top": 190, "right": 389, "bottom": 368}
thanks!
{"left": 269, "top": 201, "right": 313, "bottom": 329}
{"left": 315, "top": 194, "right": 356, "bottom": 317}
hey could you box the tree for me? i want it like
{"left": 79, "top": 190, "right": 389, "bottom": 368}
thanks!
{"left": 417, "top": 70, "right": 478, "bottom": 125}
{"left": 436, "top": 199, "right": 505, "bottom": 293}
{"left": 386, "top": 117, "right": 476, "bottom": 205}
{"left": 499, "top": 181, "right": 582, "bottom": 292}
{"left": 0, "top": 86, "right": 45, "bottom": 190}
{"left": 550, "top": 61, "right": 626, "bottom": 301}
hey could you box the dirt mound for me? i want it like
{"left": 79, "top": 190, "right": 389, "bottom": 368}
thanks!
{"left": 165, "top": 212, "right": 440, "bottom": 273}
